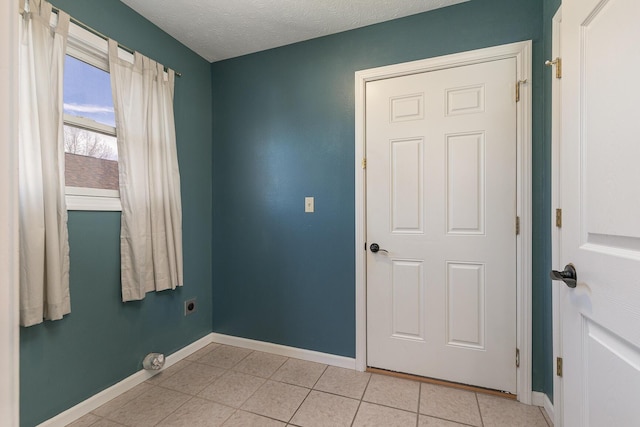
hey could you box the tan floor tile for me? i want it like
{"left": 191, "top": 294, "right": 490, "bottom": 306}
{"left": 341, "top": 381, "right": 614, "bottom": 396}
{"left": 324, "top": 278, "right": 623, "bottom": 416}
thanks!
{"left": 418, "top": 415, "right": 468, "bottom": 426}
{"left": 419, "top": 383, "right": 481, "bottom": 426}
{"left": 106, "top": 386, "right": 190, "bottom": 427}
{"left": 290, "top": 390, "right": 359, "bottom": 427}
{"left": 90, "top": 420, "right": 125, "bottom": 427}
{"left": 92, "top": 382, "right": 154, "bottom": 417}
{"left": 363, "top": 374, "right": 420, "bottom": 412}
{"left": 241, "top": 380, "right": 309, "bottom": 422}
{"left": 157, "top": 397, "right": 235, "bottom": 427}
{"left": 352, "top": 402, "right": 417, "bottom": 427}
{"left": 199, "top": 370, "right": 266, "bottom": 408}
{"left": 66, "top": 413, "right": 101, "bottom": 427}
{"left": 222, "top": 410, "right": 286, "bottom": 427}
{"left": 145, "top": 360, "right": 193, "bottom": 385}
{"left": 198, "top": 345, "right": 253, "bottom": 369}
{"left": 313, "top": 366, "right": 370, "bottom": 399}
{"left": 477, "top": 394, "right": 549, "bottom": 427}
{"left": 233, "top": 351, "right": 287, "bottom": 378}
{"left": 158, "top": 362, "right": 226, "bottom": 395}
{"left": 65, "top": 345, "right": 552, "bottom": 427}
{"left": 271, "top": 358, "right": 327, "bottom": 388}
{"left": 186, "top": 343, "right": 221, "bottom": 361}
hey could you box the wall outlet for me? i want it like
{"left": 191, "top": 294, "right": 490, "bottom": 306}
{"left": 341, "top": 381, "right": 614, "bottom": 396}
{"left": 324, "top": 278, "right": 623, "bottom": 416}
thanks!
{"left": 184, "top": 298, "right": 197, "bottom": 316}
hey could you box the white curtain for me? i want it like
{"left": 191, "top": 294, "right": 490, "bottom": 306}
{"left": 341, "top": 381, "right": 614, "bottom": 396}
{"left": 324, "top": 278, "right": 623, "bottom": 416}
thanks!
{"left": 108, "top": 40, "right": 183, "bottom": 301}
{"left": 18, "top": 0, "right": 71, "bottom": 326}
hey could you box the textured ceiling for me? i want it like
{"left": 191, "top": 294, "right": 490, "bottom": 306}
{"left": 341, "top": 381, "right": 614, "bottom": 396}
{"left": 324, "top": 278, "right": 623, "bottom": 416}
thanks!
{"left": 120, "top": 0, "right": 468, "bottom": 62}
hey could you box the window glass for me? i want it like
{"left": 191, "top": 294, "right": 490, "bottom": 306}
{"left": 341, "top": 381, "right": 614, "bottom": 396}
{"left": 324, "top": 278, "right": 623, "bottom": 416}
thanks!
{"left": 63, "top": 55, "right": 115, "bottom": 127}
{"left": 64, "top": 125, "right": 118, "bottom": 190}
{"left": 63, "top": 55, "right": 119, "bottom": 192}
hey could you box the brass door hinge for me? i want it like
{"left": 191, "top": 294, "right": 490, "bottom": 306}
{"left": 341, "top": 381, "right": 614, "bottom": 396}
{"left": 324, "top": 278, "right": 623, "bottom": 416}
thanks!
{"left": 516, "top": 348, "right": 520, "bottom": 368}
{"left": 545, "top": 57, "right": 562, "bottom": 79}
{"left": 556, "top": 208, "right": 562, "bottom": 228}
{"left": 362, "top": 158, "right": 367, "bottom": 169}
{"left": 557, "top": 357, "right": 563, "bottom": 377}
{"left": 515, "top": 79, "right": 527, "bottom": 102}
{"left": 516, "top": 216, "right": 520, "bottom": 235}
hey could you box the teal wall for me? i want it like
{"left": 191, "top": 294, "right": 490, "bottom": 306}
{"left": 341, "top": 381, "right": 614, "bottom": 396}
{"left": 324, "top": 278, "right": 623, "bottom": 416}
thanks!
{"left": 211, "top": 0, "right": 552, "bottom": 397}
{"left": 19, "top": 1, "right": 213, "bottom": 426}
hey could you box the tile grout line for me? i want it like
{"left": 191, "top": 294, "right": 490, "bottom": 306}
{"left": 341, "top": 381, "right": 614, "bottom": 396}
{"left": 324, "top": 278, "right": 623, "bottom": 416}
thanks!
{"left": 277, "top": 355, "right": 313, "bottom": 426}
{"left": 310, "top": 364, "right": 330, "bottom": 390}
{"left": 224, "top": 351, "right": 284, "bottom": 423}
{"left": 539, "top": 406, "right": 552, "bottom": 427}
{"left": 149, "top": 345, "right": 246, "bottom": 426}
{"left": 151, "top": 394, "right": 196, "bottom": 427}
{"left": 350, "top": 371, "right": 373, "bottom": 427}
{"left": 415, "top": 381, "right": 422, "bottom": 427}
{"left": 200, "top": 355, "right": 338, "bottom": 425}
{"left": 286, "top": 383, "right": 312, "bottom": 425}
{"left": 475, "top": 392, "right": 485, "bottom": 427}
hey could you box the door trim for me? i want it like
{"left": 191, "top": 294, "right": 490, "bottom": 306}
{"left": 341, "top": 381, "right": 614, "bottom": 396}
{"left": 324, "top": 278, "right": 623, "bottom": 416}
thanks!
{"left": 354, "top": 41, "right": 533, "bottom": 403}
{"left": 1, "top": 0, "right": 20, "bottom": 425}
{"left": 550, "top": 7, "right": 563, "bottom": 426}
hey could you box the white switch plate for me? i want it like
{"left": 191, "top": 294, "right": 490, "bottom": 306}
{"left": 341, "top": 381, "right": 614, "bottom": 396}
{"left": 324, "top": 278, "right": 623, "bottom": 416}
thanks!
{"left": 305, "top": 197, "right": 314, "bottom": 213}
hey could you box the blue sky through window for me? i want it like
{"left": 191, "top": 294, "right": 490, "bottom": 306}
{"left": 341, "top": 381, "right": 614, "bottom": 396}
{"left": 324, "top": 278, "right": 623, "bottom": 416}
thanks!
{"left": 63, "top": 55, "right": 115, "bottom": 127}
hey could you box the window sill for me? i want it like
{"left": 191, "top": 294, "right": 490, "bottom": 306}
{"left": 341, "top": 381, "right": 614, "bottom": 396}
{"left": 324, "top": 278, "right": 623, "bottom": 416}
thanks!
{"left": 65, "top": 187, "right": 121, "bottom": 211}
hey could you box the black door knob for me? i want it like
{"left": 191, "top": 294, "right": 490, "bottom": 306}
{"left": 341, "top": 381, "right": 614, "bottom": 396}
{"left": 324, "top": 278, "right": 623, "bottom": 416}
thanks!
{"left": 550, "top": 264, "right": 577, "bottom": 288}
{"left": 369, "top": 243, "right": 388, "bottom": 254}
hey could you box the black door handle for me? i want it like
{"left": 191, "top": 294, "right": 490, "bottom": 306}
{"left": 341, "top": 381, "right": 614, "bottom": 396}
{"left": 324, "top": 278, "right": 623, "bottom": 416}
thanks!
{"left": 550, "top": 264, "right": 577, "bottom": 288}
{"left": 369, "top": 243, "right": 388, "bottom": 254}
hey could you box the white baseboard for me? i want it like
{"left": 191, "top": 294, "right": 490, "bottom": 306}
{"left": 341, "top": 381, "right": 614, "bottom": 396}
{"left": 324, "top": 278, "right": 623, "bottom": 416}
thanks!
{"left": 531, "top": 391, "right": 554, "bottom": 424}
{"left": 37, "top": 334, "right": 214, "bottom": 427}
{"left": 210, "top": 333, "right": 356, "bottom": 370}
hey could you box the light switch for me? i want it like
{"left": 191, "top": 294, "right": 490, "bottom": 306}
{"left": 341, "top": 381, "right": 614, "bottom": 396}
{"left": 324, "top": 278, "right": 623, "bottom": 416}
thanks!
{"left": 305, "top": 197, "right": 314, "bottom": 213}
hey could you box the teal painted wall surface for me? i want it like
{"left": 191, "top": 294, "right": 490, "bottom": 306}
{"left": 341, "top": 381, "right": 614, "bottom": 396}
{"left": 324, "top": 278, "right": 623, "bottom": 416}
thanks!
{"left": 19, "top": 1, "right": 213, "bottom": 426}
{"left": 212, "top": 0, "right": 551, "bottom": 395}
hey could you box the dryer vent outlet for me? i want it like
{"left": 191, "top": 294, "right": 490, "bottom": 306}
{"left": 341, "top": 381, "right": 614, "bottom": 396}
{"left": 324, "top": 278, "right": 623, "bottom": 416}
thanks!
{"left": 184, "top": 298, "right": 197, "bottom": 316}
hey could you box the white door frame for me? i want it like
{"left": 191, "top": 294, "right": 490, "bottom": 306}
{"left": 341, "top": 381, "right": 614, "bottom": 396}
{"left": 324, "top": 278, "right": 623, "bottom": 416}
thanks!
{"left": 549, "top": 7, "right": 563, "bottom": 426}
{"left": 0, "top": 0, "right": 20, "bottom": 425}
{"left": 354, "top": 41, "right": 533, "bottom": 403}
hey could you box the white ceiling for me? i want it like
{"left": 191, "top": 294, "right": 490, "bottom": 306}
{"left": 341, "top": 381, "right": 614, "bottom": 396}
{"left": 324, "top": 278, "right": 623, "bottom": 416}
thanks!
{"left": 120, "top": 0, "right": 468, "bottom": 62}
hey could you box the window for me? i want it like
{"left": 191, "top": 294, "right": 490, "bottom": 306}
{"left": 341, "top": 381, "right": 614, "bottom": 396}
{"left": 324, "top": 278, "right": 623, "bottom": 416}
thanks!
{"left": 64, "top": 23, "right": 122, "bottom": 211}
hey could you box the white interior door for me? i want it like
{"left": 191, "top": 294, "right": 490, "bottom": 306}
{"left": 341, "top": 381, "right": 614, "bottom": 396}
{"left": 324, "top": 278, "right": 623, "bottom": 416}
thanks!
{"left": 366, "top": 58, "right": 517, "bottom": 393}
{"left": 559, "top": 0, "right": 640, "bottom": 425}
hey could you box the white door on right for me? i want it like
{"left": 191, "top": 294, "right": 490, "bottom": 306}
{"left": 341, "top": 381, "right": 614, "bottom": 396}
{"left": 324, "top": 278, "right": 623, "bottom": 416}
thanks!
{"left": 560, "top": 0, "right": 640, "bottom": 425}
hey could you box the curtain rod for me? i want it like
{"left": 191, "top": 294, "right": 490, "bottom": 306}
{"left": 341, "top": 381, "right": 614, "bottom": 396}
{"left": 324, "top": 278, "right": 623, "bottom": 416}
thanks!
{"left": 44, "top": 6, "right": 183, "bottom": 78}
{"left": 58, "top": 9, "right": 182, "bottom": 77}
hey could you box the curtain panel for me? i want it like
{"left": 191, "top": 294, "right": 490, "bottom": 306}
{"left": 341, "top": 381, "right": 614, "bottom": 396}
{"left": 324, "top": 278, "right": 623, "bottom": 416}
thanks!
{"left": 108, "top": 40, "right": 183, "bottom": 301}
{"left": 18, "top": 0, "right": 71, "bottom": 326}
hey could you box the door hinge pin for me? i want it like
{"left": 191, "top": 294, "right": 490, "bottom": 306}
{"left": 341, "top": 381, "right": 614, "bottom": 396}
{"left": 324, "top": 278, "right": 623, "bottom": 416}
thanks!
{"left": 545, "top": 57, "right": 562, "bottom": 79}
{"left": 556, "top": 208, "right": 562, "bottom": 228}
{"left": 362, "top": 158, "right": 367, "bottom": 169}
{"left": 557, "top": 357, "right": 563, "bottom": 377}
{"left": 515, "top": 79, "right": 527, "bottom": 102}
{"left": 516, "top": 348, "right": 520, "bottom": 368}
{"left": 516, "top": 216, "right": 520, "bottom": 235}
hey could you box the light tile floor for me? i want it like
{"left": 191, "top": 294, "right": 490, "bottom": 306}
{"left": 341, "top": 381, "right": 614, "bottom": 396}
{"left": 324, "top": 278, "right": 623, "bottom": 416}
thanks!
{"left": 68, "top": 344, "right": 551, "bottom": 427}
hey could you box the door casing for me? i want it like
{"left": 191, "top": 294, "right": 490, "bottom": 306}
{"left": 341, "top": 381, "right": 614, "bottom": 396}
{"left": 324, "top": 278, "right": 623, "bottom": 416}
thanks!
{"left": 1, "top": 0, "right": 20, "bottom": 425}
{"left": 354, "top": 41, "right": 533, "bottom": 403}
{"left": 550, "top": 6, "right": 563, "bottom": 426}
